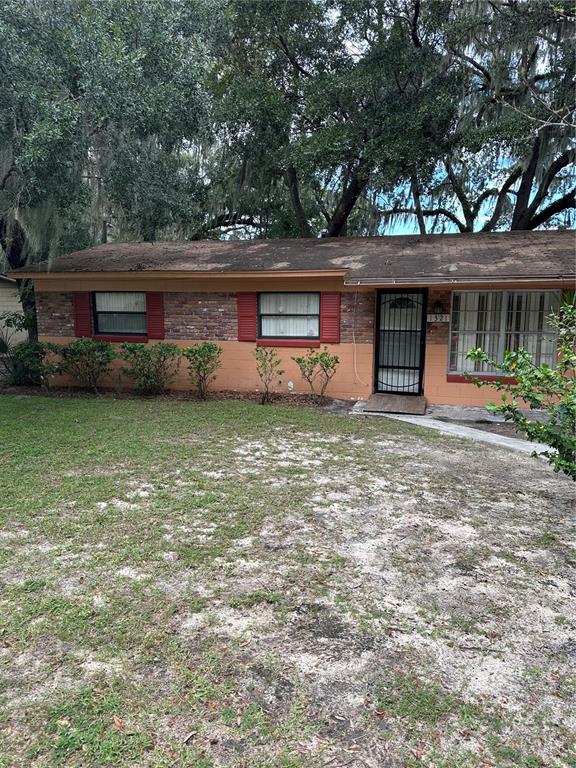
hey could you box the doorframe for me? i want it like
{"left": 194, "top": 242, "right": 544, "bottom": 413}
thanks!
{"left": 374, "top": 288, "right": 428, "bottom": 396}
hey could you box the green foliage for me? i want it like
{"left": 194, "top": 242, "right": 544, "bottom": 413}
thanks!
{"left": 3, "top": 340, "right": 48, "bottom": 386}
{"left": 0, "top": 310, "right": 38, "bottom": 383}
{"left": 182, "top": 341, "right": 223, "bottom": 399}
{"left": 292, "top": 347, "right": 340, "bottom": 397}
{"left": 47, "top": 339, "right": 115, "bottom": 391}
{"left": 254, "top": 347, "right": 284, "bottom": 404}
{"left": 0, "top": 0, "right": 211, "bottom": 267}
{"left": 0, "top": 310, "right": 34, "bottom": 345}
{"left": 466, "top": 298, "right": 576, "bottom": 480}
{"left": 1, "top": 0, "right": 573, "bottom": 262}
{"left": 120, "top": 342, "right": 181, "bottom": 395}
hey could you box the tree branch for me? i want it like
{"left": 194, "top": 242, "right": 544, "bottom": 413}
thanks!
{"left": 480, "top": 166, "right": 523, "bottom": 231}
{"left": 192, "top": 213, "right": 259, "bottom": 239}
{"left": 409, "top": 0, "right": 422, "bottom": 48}
{"left": 450, "top": 49, "right": 492, "bottom": 83}
{"left": 523, "top": 187, "right": 576, "bottom": 230}
{"left": 275, "top": 32, "right": 312, "bottom": 78}
{"left": 410, "top": 175, "right": 426, "bottom": 234}
{"left": 526, "top": 148, "right": 576, "bottom": 219}
{"left": 380, "top": 206, "right": 467, "bottom": 232}
{"left": 444, "top": 160, "right": 474, "bottom": 229}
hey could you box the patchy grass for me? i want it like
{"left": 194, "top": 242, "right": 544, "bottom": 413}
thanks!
{"left": 374, "top": 672, "right": 460, "bottom": 723}
{"left": 0, "top": 394, "right": 574, "bottom": 768}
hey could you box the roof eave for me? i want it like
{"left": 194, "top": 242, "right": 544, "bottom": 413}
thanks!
{"left": 10, "top": 268, "right": 348, "bottom": 280}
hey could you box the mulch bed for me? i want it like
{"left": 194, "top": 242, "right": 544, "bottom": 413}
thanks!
{"left": 0, "top": 384, "right": 352, "bottom": 412}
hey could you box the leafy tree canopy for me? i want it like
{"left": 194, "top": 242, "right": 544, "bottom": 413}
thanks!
{"left": 0, "top": 0, "right": 574, "bottom": 271}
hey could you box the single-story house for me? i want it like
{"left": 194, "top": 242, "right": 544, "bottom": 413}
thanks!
{"left": 12, "top": 230, "right": 575, "bottom": 407}
{"left": 0, "top": 274, "right": 27, "bottom": 345}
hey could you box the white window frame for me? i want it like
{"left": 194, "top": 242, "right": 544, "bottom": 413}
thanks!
{"left": 448, "top": 289, "right": 560, "bottom": 375}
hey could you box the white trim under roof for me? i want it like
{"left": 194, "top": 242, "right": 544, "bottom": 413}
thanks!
{"left": 345, "top": 275, "right": 572, "bottom": 286}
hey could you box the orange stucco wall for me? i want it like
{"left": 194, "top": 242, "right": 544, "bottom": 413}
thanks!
{"left": 40, "top": 336, "right": 374, "bottom": 400}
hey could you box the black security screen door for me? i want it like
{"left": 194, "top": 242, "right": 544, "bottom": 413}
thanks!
{"left": 375, "top": 290, "right": 427, "bottom": 395}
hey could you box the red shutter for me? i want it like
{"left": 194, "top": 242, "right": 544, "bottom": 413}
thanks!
{"left": 73, "top": 293, "right": 92, "bottom": 337}
{"left": 237, "top": 293, "right": 258, "bottom": 341}
{"left": 146, "top": 292, "right": 165, "bottom": 339}
{"left": 320, "top": 292, "right": 341, "bottom": 343}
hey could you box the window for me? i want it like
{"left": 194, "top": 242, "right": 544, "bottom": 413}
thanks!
{"left": 449, "top": 290, "right": 560, "bottom": 374}
{"left": 93, "top": 292, "right": 147, "bottom": 335}
{"left": 258, "top": 292, "right": 320, "bottom": 338}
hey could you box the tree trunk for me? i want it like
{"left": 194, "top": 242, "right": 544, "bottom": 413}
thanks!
{"left": 444, "top": 161, "right": 474, "bottom": 231}
{"left": 0, "top": 216, "right": 27, "bottom": 270}
{"left": 325, "top": 161, "right": 370, "bottom": 237}
{"left": 142, "top": 221, "right": 157, "bottom": 242}
{"left": 284, "top": 166, "right": 312, "bottom": 237}
{"left": 410, "top": 176, "right": 427, "bottom": 234}
{"left": 511, "top": 136, "right": 540, "bottom": 230}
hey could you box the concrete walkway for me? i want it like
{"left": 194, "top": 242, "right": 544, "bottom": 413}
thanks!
{"left": 351, "top": 404, "right": 547, "bottom": 455}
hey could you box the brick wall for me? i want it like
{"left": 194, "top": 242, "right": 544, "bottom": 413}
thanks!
{"left": 164, "top": 292, "right": 238, "bottom": 341}
{"left": 426, "top": 288, "right": 451, "bottom": 344}
{"left": 36, "top": 292, "right": 75, "bottom": 336}
{"left": 35, "top": 289, "right": 378, "bottom": 344}
{"left": 341, "top": 291, "right": 375, "bottom": 344}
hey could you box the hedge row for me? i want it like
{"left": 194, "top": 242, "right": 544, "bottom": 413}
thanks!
{"left": 4, "top": 339, "right": 340, "bottom": 400}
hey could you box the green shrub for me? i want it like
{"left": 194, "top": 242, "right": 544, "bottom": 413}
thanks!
{"left": 466, "top": 297, "right": 576, "bottom": 480}
{"left": 0, "top": 311, "right": 39, "bottom": 384}
{"left": 292, "top": 346, "right": 340, "bottom": 397}
{"left": 0, "top": 310, "right": 34, "bottom": 348}
{"left": 254, "top": 347, "right": 284, "bottom": 404}
{"left": 121, "top": 342, "right": 181, "bottom": 395}
{"left": 182, "top": 342, "right": 222, "bottom": 399}
{"left": 5, "top": 341, "right": 48, "bottom": 386}
{"left": 47, "top": 339, "right": 116, "bottom": 391}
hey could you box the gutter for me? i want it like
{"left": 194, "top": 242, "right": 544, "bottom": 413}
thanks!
{"left": 344, "top": 275, "right": 574, "bottom": 286}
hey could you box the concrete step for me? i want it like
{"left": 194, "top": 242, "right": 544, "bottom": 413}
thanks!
{"left": 363, "top": 393, "right": 427, "bottom": 415}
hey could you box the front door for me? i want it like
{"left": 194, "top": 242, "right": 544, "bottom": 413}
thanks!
{"left": 375, "top": 290, "right": 427, "bottom": 395}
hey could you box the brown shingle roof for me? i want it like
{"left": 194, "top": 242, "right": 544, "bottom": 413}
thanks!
{"left": 12, "top": 230, "right": 576, "bottom": 284}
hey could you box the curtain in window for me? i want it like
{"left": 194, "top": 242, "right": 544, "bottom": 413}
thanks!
{"left": 95, "top": 293, "right": 146, "bottom": 312}
{"left": 94, "top": 292, "right": 147, "bottom": 334}
{"left": 259, "top": 293, "right": 319, "bottom": 314}
{"left": 259, "top": 293, "right": 320, "bottom": 338}
{"left": 261, "top": 316, "right": 319, "bottom": 337}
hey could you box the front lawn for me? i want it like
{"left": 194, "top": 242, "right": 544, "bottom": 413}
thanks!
{"left": 0, "top": 395, "right": 574, "bottom": 767}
